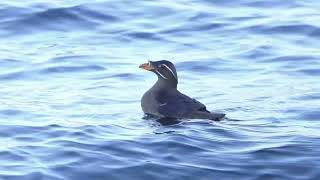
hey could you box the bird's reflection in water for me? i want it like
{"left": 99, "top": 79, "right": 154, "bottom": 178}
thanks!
{"left": 156, "top": 117, "right": 181, "bottom": 126}
{"left": 143, "top": 114, "right": 181, "bottom": 126}
{"left": 143, "top": 114, "right": 229, "bottom": 126}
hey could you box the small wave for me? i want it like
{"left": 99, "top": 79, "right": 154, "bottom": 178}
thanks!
{"left": 160, "top": 22, "right": 228, "bottom": 35}
{"left": 0, "top": 150, "right": 28, "bottom": 161}
{"left": 293, "top": 93, "right": 320, "bottom": 101}
{"left": 176, "top": 60, "right": 258, "bottom": 75}
{"left": 2, "top": 171, "right": 53, "bottom": 180}
{"left": 251, "top": 24, "right": 320, "bottom": 38}
{"left": 107, "top": 73, "right": 141, "bottom": 80}
{"left": 176, "top": 60, "right": 224, "bottom": 72}
{"left": 284, "top": 108, "right": 320, "bottom": 121}
{"left": 0, "top": 5, "right": 119, "bottom": 35}
{"left": 125, "top": 32, "right": 165, "bottom": 41}
{"left": 261, "top": 55, "right": 319, "bottom": 64}
{"left": 199, "top": 0, "right": 299, "bottom": 8}
{"left": 299, "top": 110, "right": 320, "bottom": 121}
{"left": 0, "top": 5, "right": 32, "bottom": 20}
{"left": 241, "top": 46, "right": 273, "bottom": 60}
{"left": 0, "top": 109, "right": 25, "bottom": 116}
{"left": 0, "top": 70, "right": 30, "bottom": 81}
{"left": 188, "top": 12, "right": 217, "bottom": 21}
{"left": 48, "top": 55, "right": 94, "bottom": 63}
{"left": 244, "top": 1, "right": 299, "bottom": 8}
{"left": 39, "top": 65, "right": 105, "bottom": 74}
{"left": 0, "top": 64, "right": 105, "bottom": 81}
{"left": 0, "top": 59, "right": 28, "bottom": 71}
{"left": 298, "top": 68, "right": 320, "bottom": 76}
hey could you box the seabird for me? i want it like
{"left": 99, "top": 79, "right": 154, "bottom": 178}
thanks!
{"left": 139, "top": 60, "right": 225, "bottom": 121}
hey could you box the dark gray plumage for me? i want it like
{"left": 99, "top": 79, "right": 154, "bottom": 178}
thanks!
{"left": 139, "top": 60, "right": 225, "bottom": 121}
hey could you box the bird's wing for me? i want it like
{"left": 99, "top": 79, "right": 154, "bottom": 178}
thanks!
{"left": 157, "top": 92, "right": 208, "bottom": 118}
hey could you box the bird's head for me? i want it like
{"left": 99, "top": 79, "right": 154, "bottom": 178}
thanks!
{"left": 139, "top": 60, "right": 178, "bottom": 85}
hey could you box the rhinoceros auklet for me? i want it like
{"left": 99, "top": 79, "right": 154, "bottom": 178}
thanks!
{"left": 139, "top": 60, "right": 225, "bottom": 121}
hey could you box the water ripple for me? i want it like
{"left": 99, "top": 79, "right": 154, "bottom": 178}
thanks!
{"left": 39, "top": 65, "right": 105, "bottom": 74}
{"left": 0, "top": 5, "right": 119, "bottom": 35}
{"left": 252, "top": 24, "right": 320, "bottom": 38}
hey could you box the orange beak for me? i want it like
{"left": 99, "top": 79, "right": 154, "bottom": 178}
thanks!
{"left": 139, "top": 61, "right": 154, "bottom": 71}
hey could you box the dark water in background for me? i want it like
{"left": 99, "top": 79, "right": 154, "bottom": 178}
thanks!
{"left": 1, "top": 0, "right": 320, "bottom": 179}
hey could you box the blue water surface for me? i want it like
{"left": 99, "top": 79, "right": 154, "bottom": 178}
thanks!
{"left": 0, "top": 0, "right": 320, "bottom": 179}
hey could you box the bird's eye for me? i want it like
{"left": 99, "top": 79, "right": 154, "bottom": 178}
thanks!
{"left": 158, "top": 64, "right": 163, "bottom": 68}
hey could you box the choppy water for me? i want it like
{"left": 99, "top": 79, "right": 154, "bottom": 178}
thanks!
{"left": 1, "top": 0, "right": 320, "bottom": 179}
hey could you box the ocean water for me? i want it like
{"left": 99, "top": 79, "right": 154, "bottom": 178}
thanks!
{"left": 1, "top": 0, "right": 320, "bottom": 179}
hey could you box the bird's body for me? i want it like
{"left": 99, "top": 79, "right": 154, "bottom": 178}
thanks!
{"left": 139, "top": 60, "right": 225, "bottom": 121}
